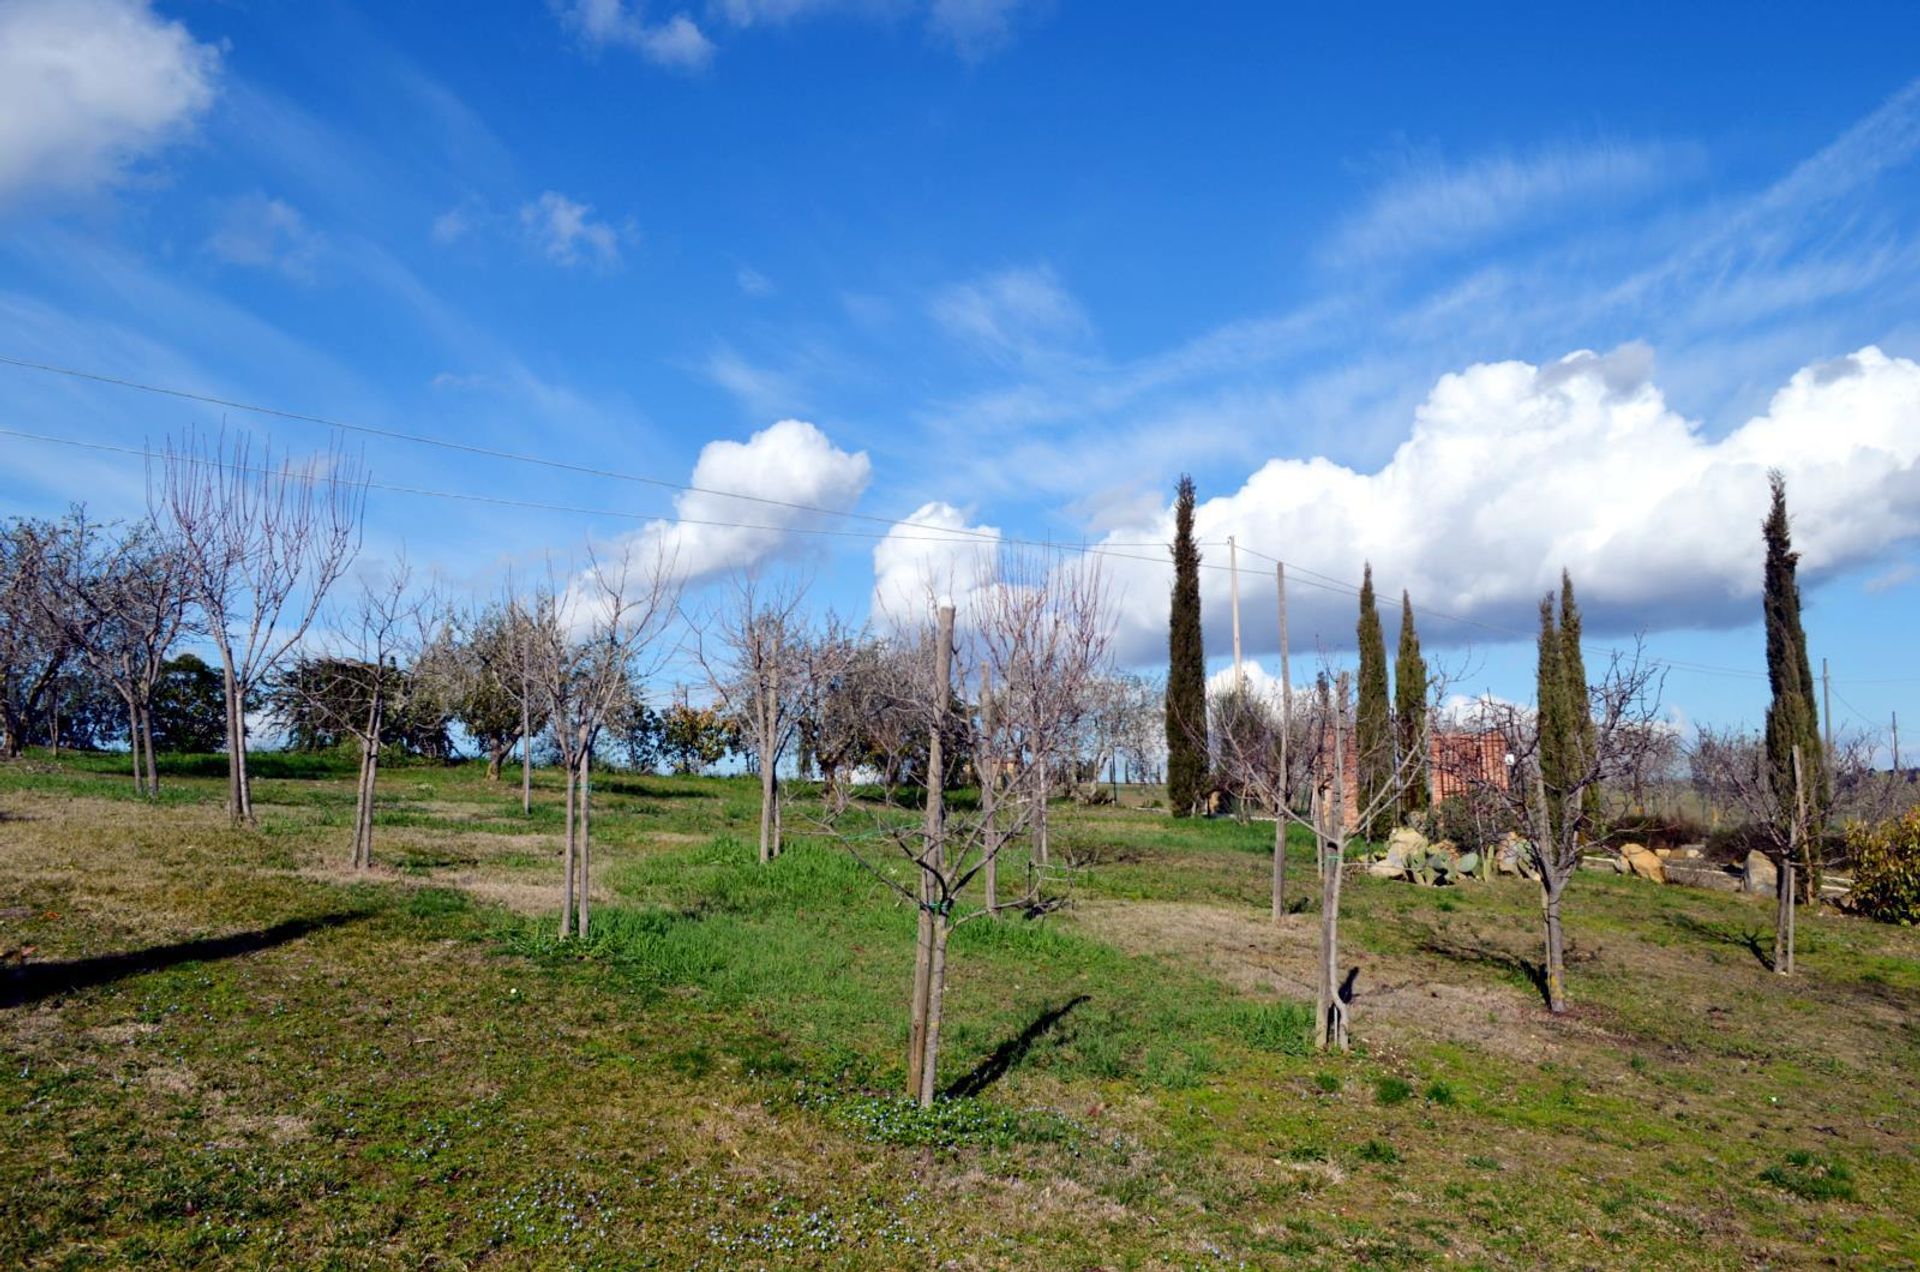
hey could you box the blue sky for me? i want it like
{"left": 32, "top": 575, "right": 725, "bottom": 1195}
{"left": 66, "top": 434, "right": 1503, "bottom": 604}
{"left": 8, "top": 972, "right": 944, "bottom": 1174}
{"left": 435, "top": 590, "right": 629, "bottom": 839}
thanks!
{"left": 2, "top": 0, "right": 1919, "bottom": 753}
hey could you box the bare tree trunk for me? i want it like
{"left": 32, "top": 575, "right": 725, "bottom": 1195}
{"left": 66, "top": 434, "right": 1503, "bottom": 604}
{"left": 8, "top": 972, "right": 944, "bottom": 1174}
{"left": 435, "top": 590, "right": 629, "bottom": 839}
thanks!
{"left": 758, "top": 689, "right": 777, "bottom": 865}
{"left": 520, "top": 692, "right": 532, "bottom": 816}
{"left": 907, "top": 895, "right": 933, "bottom": 1100}
{"left": 577, "top": 745, "right": 592, "bottom": 939}
{"left": 1774, "top": 858, "right": 1795, "bottom": 976}
{"left": 222, "top": 660, "right": 243, "bottom": 821}
{"left": 981, "top": 666, "right": 999, "bottom": 915}
{"left": 906, "top": 604, "right": 954, "bottom": 1106}
{"left": 141, "top": 707, "right": 159, "bottom": 797}
{"left": 486, "top": 747, "right": 503, "bottom": 782}
{"left": 1034, "top": 756, "right": 1049, "bottom": 865}
{"left": 1541, "top": 877, "right": 1567, "bottom": 1013}
{"left": 124, "top": 696, "right": 143, "bottom": 795}
{"left": 919, "top": 918, "right": 950, "bottom": 1107}
{"left": 1272, "top": 812, "right": 1287, "bottom": 921}
{"left": 559, "top": 752, "right": 576, "bottom": 939}
{"left": 1316, "top": 683, "right": 1350, "bottom": 1052}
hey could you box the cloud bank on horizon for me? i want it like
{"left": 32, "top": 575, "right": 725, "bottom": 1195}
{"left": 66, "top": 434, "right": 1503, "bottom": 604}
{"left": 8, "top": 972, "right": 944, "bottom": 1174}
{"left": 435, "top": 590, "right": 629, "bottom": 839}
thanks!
{"left": 858, "top": 342, "right": 1920, "bottom": 665}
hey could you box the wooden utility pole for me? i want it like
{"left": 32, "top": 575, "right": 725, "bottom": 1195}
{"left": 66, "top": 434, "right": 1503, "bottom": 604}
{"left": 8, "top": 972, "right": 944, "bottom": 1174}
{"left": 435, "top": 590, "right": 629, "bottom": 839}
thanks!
{"left": 1822, "top": 657, "right": 1833, "bottom": 762}
{"left": 1893, "top": 711, "right": 1901, "bottom": 772}
{"left": 1229, "top": 535, "right": 1243, "bottom": 693}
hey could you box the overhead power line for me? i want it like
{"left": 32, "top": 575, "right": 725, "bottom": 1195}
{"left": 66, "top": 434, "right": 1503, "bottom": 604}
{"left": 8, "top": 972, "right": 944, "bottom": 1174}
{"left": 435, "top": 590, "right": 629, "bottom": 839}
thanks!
{"left": 0, "top": 356, "right": 1888, "bottom": 690}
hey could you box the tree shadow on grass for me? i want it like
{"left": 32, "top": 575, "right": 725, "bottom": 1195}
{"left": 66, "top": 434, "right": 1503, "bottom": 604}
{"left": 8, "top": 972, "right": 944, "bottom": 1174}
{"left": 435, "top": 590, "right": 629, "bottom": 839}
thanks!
{"left": 1418, "top": 936, "right": 1553, "bottom": 1009}
{"left": 1, "top": 912, "right": 368, "bottom": 1009}
{"left": 943, "top": 994, "right": 1091, "bottom": 1099}
{"left": 1664, "top": 912, "right": 1773, "bottom": 971}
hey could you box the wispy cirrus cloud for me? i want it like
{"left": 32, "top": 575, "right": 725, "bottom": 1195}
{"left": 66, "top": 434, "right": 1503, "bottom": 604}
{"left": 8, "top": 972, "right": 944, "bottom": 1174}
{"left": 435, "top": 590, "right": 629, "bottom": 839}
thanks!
{"left": 520, "top": 191, "right": 629, "bottom": 269}
{"left": 204, "top": 195, "right": 324, "bottom": 281}
{"left": 929, "top": 264, "right": 1092, "bottom": 367}
{"left": 1326, "top": 138, "right": 1696, "bottom": 265}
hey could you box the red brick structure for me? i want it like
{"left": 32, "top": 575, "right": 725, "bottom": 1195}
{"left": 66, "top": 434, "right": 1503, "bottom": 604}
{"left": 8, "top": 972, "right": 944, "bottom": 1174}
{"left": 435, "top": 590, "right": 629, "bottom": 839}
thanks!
{"left": 1310, "top": 729, "right": 1510, "bottom": 834}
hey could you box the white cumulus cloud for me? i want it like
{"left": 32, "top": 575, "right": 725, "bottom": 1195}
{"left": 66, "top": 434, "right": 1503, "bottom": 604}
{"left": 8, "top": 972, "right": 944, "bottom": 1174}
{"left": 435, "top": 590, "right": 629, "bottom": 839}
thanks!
{"left": 871, "top": 502, "right": 1001, "bottom": 628}
{"left": 1087, "top": 344, "right": 1920, "bottom": 665}
{"left": 630, "top": 419, "right": 872, "bottom": 583}
{"left": 0, "top": 0, "right": 220, "bottom": 206}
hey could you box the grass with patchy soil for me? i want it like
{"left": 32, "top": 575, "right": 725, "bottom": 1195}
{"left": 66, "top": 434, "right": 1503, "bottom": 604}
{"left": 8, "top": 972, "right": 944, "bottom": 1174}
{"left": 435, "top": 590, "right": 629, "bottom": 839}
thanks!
{"left": 2, "top": 750, "right": 1917, "bottom": 1268}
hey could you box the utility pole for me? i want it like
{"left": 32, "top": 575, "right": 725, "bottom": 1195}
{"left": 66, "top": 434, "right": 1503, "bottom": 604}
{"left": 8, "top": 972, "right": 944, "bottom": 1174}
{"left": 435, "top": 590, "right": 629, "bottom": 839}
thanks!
{"left": 1821, "top": 657, "right": 1833, "bottom": 763}
{"left": 1893, "top": 711, "right": 1901, "bottom": 773}
{"left": 1229, "top": 535, "right": 1243, "bottom": 693}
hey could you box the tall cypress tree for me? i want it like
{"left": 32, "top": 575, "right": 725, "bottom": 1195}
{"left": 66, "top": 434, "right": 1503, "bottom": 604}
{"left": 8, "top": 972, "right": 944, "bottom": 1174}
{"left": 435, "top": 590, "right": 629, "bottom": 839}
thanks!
{"left": 1394, "top": 590, "right": 1429, "bottom": 818}
{"left": 1761, "top": 471, "right": 1827, "bottom": 885}
{"left": 1355, "top": 563, "right": 1393, "bottom": 838}
{"left": 1165, "top": 475, "right": 1208, "bottom": 817}
{"left": 1536, "top": 592, "right": 1573, "bottom": 843}
{"left": 1558, "top": 571, "right": 1599, "bottom": 822}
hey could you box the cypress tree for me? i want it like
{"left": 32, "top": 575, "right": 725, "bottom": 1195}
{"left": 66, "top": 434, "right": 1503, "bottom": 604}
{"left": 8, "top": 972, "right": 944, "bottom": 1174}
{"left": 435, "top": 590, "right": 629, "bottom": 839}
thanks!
{"left": 1355, "top": 563, "right": 1393, "bottom": 838}
{"left": 1165, "top": 475, "right": 1208, "bottom": 816}
{"left": 1558, "top": 571, "right": 1599, "bottom": 822}
{"left": 1536, "top": 592, "right": 1573, "bottom": 843}
{"left": 1394, "top": 590, "right": 1429, "bottom": 817}
{"left": 1761, "top": 471, "right": 1827, "bottom": 885}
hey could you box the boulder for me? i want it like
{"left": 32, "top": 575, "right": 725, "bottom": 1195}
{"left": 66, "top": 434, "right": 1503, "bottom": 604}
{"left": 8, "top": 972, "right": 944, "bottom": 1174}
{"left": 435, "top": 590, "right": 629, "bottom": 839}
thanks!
{"left": 1366, "top": 860, "right": 1405, "bottom": 879}
{"left": 1654, "top": 847, "right": 1673, "bottom": 859}
{"left": 1664, "top": 859, "right": 1743, "bottom": 894}
{"left": 1621, "top": 843, "right": 1666, "bottom": 884}
{"left": 1496, "top": 832, "right": 1538, "bottom": 880}
{"left": 1384, "top": 827, "right": 1428, "bottom": 871}
{"left": 1674, "top": 843, "right": 1705, "bottom": 860}
{"left": 1742, "top": 850, "right": 1778, "bottom": 896}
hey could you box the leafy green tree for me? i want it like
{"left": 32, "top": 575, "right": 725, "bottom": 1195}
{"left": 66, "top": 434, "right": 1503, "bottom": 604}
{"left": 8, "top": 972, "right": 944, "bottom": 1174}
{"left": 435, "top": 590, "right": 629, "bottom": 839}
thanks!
{"left": 1355, "top": 563, "right": 1393, "bottom": 838}
{"left": 1761, "top": 471, "right": 1827, "bottom": 895}
{"left": 661, "top": 701, "right": 735, "bottom": 775}
{"left": 148, "top": 654, "right": 229, "bottom": 753}
{"left": 1393, "top": 590, "right": 1429, "bottom": 817}
{"left": 1164, "top": 474, "right": 1208, "bottom": 816}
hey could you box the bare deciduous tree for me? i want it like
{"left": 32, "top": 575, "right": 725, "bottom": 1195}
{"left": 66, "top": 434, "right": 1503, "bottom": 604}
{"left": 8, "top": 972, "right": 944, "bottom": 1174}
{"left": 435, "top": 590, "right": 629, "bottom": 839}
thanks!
{"left": 694, "top": 574, "right": 813, "bottom": 864}
{"left": 536, "top": 544, "right": 680, "bottom": 939}
{"left": 21, "top": 511, "right": 192, "bottom": 796}
{"left": 283, "top": 560, "right": 444, "bottom": 869}
{"left": 0, "top": 515, "right": 81, "bottom": 760}
{"left": 152, "top": 431, "right": 366, "bottom": 824}
{"left": 816, "top": 550, "right": 1113, "bottom": 1106}
{"left": 1446, "top": 645, "right": 1666, "bottom": 1012}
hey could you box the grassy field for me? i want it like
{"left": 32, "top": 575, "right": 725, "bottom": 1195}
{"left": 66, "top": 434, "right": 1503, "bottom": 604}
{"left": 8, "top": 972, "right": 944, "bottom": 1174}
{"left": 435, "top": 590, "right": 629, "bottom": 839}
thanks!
{"left": 2, "top": 751, "right": 1917, "bottom": 1270}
